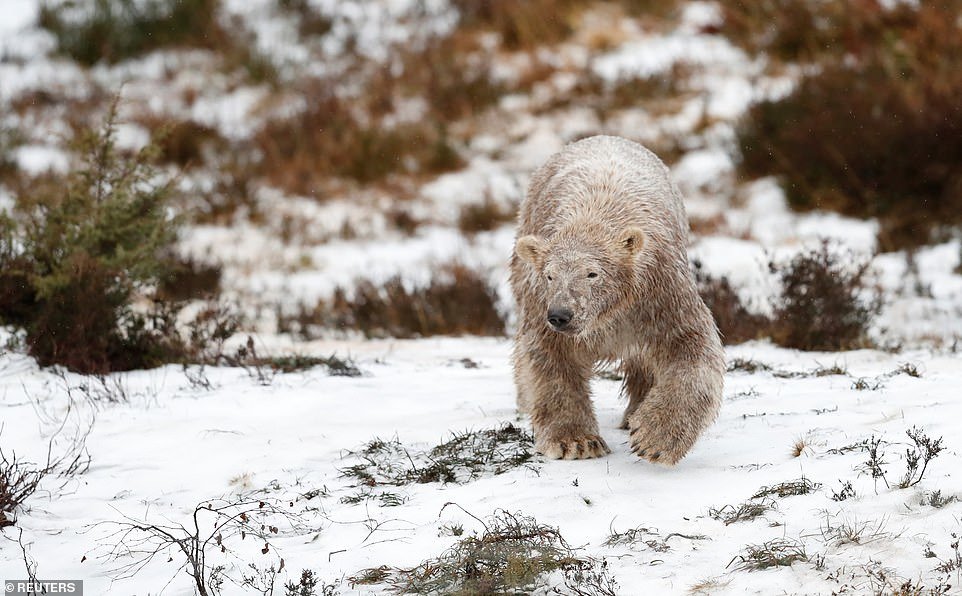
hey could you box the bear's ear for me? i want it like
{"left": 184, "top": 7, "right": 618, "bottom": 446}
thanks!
{"left": 515, "top": 235, "right": 545, "bottom": 266}
{"left": 620, "top": 226, "right": 646, "bottom": 254}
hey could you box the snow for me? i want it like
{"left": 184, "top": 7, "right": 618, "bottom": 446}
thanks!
{"left": 13, "top": 144, "right": 70, "bottom": 175}
{"left": 2, "top": 340, "right": 961, "bottom": 594}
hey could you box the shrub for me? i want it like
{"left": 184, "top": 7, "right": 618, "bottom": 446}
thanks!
{"left": 0, "top": 105, "right": 185, "bottom": 373}
{"left": 396, "top": 35, "right": 504, "bottom": 122}
{"left": 38, "top": 0, "right": 277, "bottom": 82}
{"left": 768, "top": 242, "right": 880, "bottom": 351}
{"left": 457, "top": 197, "right": 515, "bottom": 235}
{"left": 718, "top": 0, "right": 893, "bottom": 63}
{"left": 0, "top": 127, "right": 20, "bottom": 183}
{"left": 733, "top": 1, "right": 962, "bottom": 249}
{"left": 39, "top": 0, "right": 222, "bottom": 65}
{"left": 254, "top": 89, "right": 464, "bottom": 194}
{"left": 156, "top": 256, "right": 222, "bottom": 302}
{"left": 693, "top": 260, "right": 771, "bottom": 345}
{"left": 0, "top": 450, "right": 46, "bottom": 528}
{"left": 139, "top": 116, "right": 225, "bottom": 168}
{"left": 277, "top": 0, "right": 332, "bottom": 38}
{"left": 329, "top": 265, "right": 505, "bottom": 338}
{"left": 283, "top": 264, "right": 505, "bottom": 339}
{"left": 452, "top": 0, "right": 586, "bottom": 49}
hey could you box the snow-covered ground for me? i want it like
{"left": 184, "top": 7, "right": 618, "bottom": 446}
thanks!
{"left": 2, "top": 338, "right": 961, "bottom": 594}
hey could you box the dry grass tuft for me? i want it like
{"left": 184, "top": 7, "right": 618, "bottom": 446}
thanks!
{"left": 728, "top": 538, "right": 808, "bottom": 571}
{"left": 790, "top": 437, "right": 807, "bottom": 458}
{"left": 350, "top": 508, "right": 615, "bottom": 594}
{"left": 709, "top": 500, "right": 774, "bottom": 526}
{"left": 752, "top": 477, "right": 820, "bottom": 499}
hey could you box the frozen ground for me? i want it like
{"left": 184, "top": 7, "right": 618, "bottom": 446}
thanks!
{"left": 2, "top": 338, "right": 961, "bottom": 594}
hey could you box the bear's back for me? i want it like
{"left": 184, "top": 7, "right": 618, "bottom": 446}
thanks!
{"left": 520, "top": 135, "right": 686, "bottom": 243}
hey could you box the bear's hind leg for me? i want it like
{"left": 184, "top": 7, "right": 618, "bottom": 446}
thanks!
{"left": 619, "top": 362, "right": 654, "bottom": 430}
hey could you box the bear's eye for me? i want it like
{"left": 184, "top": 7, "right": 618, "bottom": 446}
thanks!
{"left": 546, "top": 275, "right": 553, "bottom": 281}
{"left": 587, "top": 272, "right": 598, "bottom": 279}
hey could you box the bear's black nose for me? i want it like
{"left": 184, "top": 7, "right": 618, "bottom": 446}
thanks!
{"left": 547, "top": 308, "right": 573, "bottom": 330}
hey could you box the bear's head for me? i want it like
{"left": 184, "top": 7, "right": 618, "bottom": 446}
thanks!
{"left": 515, "top": 227, "right": 645, "bottom": 336}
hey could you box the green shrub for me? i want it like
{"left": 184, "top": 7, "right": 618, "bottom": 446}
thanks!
{"left": 0, "top": 105, "right": 185, "bottom": 373}
{"left": 733, "top": 1, "right": 962, "bottom": 249}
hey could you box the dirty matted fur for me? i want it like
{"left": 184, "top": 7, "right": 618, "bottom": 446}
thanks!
{"left": 510, "top": 135, "right": 724, "bottom": 465}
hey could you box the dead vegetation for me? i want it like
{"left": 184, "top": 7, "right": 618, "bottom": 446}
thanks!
{"left": 730, "top": 0, "right": 962, "bottom": 249}
{"left": 709, "top": 500, "right": 774, "bottom": 526}
{"left": 769, "top": 242, "right": 881, "bottom": 351}
{"left": 279, "top": 263, "right": 506, "bottom": 339}
{"left": 604, "top": 525, "right": 707, "bottom": 552}
{"left": 0, "top": 451, "right": 49, "bottom": 529}
{"left": 697, "top": 242, "right": 880, "bottom": 350}
{"left": 350, "top": 507, "right": 615, "bottom": 595}
{"left": 254, "top": 88, "right": 464, "bottom": 196}
{"left": 861, "top": 427, "right": 945, "bottom": 492}
{"left": 752, "top": 477, "right": 820, "bottom": 499}
{"left": 693, "top": 260, "right": 770, "bottom": 345}
{"left": 38, "top": 0, "right": 276, "bottom": 82}
{"left": 452, "top": 0, "right": 587, "bottom": 50}
{"left": 1, "top": 423, "right": 91, "bottom": 528}
{"left": 138, "top": 115, "right": 226, "bottom": 169}
{"left": 339, "top": 424, "right": 534, "bottom": 498}
{"left": 458, "top": 197, "right": 516, "bottom": 236}
{"left": 728, "top": 538, "right": 808, "bottom": 571}
{"left": 97, "top": 495, "right": 305, "bottom": 596}
{"left": 819, "top": 515, "right": 894, "bottom": 547}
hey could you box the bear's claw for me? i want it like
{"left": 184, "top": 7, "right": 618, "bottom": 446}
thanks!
{"left": 537, "top": 435, "right": 610, "bottom": 460}
{"left": 629, "top": 426, "right": 679, "bottom": 465}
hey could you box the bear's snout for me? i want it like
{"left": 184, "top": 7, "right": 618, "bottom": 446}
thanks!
{"left": 547, "top": 307, "right": 573, "bottom": 331}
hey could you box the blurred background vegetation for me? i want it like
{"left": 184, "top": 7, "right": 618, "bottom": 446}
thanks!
{"left": 1, "top": 0, "right": 960, "bottom": 372}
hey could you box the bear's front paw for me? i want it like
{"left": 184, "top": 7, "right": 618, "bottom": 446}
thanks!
{"left": 628, "top": 423, "right": 686, "bottom": 465}
{"left": 536, "top": 434, "right": 610, "bottom": 460}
